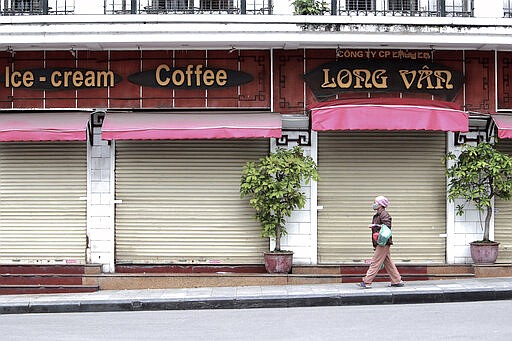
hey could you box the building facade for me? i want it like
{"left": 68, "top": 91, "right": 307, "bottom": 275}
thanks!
{"left": 0, "top": 0, "right": 512, "bottom": 273}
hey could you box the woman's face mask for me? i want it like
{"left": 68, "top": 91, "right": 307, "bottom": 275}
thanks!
{"left": 372, "top": 203, "right": 380, "bottom": 210}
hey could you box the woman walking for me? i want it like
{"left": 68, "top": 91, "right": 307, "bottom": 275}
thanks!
{"left": 358, "top": 195, "right": 404, "bottom": 289}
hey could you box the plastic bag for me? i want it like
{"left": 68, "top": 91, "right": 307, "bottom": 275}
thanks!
{"left": 377, "top": 224, "right": 392, "bottom": 246}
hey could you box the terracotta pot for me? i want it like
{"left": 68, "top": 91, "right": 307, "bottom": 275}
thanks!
{"left": 263, "top": 251, "right": 294, "bottom": 274}
{"left": 470, "top": 241, "right": 500, "bottom": 264}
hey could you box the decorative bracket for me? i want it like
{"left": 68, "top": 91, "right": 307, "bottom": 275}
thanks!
{"left": 276, "top": 130, "right": 311, "bottom": 147}
{"left": 454, "top": 132, "right": 486, "bottom": 145}
{"left": 454, "top": 115, "right": 493, "bottom": 146}
{"left": 89, "top": 111, "right": 106, "bottom": 146}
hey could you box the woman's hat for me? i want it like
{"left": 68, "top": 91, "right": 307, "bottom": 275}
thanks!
{"left": 375, "top": 196, "right": 389, "bottom": 208}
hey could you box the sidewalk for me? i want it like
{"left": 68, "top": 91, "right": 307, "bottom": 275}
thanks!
{"left": 1, "top": 277, "right": 511, "bottom": 314}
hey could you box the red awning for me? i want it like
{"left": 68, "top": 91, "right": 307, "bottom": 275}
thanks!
{"left": 0, "top": 112, "right": 91, "bottom": 142}
{"left": 310, "top": 98, "right": 468, "bottom": 132}
{"left": 491, "top": 114, "right": 512, "bottom": 139}
{"left": 101, "top": 112, "right": 282, "bottom": 140}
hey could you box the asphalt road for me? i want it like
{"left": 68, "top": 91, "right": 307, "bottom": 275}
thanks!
{"left": 1, "top": 300, "right": 511, "bottom": 340}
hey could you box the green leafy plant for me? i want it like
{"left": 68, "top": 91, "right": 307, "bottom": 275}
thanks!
{"left": 445, "top": 142, "right": 512, "bottom": 242}
{"left": 291, "top": 0, "right": 330, "bottom": 15}
{"left": 240, "top": 146, "right": 319, "bottom": 252}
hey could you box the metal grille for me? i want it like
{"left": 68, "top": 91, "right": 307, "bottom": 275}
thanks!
{"left": 495, "top": 140, "right": 512, "bottom": 262}
{"left": 317, "top": 132, "right": 447, "bottom": 264}
{"left": 2, "top": 0, "right": 74, "bottom": 15}
{"left": 505, "top": 0, "right": 512, "bottom": 17}
{"left": 114, "top": 139, "right": 269, "bottom": 264}
{"left": 347, "top": 0, "right": 374, "bottom": 11}
{"left": 104, "top": 0, "right": 272, "bottom": 14}
{"left": 0, "top": 142, "right": 86, "bottom": 263}
{"left": 336, "top": 0, "right": 473, "bottom": 17}
{"left": 389, "top": 0, "right": 418, "bottom": 11}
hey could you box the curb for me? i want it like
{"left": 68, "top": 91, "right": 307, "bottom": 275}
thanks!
{"left": 1, "top": 287, "right": 512, "bottom": 314}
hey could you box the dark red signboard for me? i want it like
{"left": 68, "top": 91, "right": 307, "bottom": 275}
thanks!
{"left": 304, "top": 59, "right": 464, "bottom": 101}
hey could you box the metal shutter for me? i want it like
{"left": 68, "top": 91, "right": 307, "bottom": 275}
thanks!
{"left": 495, "top": 140, "right": 512, "bottom": 262}
{"left": 317, "top": 132, "right": 447, "bottom": 264}
{"left": 0, "top": 142, "right": 87, "bottom": 263}
{"left": 114, "top": 139, "right": 269, "bottom": 264}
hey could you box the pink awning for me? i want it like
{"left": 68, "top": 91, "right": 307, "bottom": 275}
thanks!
{"left": 101, "top": 112, "right": 282, "bottom": 140}
{"left": 491, "top": 114, "right": 512, "bottom": 139}
{"left": 310, "top": 98, "right": 469, "bottom": 132}
{"left": 0, "top": 112, "right": 91, "bottom": 142}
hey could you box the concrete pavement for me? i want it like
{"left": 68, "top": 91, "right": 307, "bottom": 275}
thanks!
{"left": 0, "top": 277, "right": 511, "bottom": 314}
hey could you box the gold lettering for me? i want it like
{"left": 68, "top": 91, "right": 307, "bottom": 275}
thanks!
{"left": 84, "top": 71, "right": 95, "bottom": 87}
{"left": 96, "top": 71, "right": 115, "bottom": 87}
{"left": 336, "top": 69, "right": 352, "bottom": 88}
{"left": 417, "top": 66, "right": 434, "bottom": 89}
{"left": 203, "top": 70, "right": 215, "bottom": 86}
{"left": 72, "top": 72, "right": 83, "bottom": 87}
{"left": 22, "top": 71, "right": 34, "bottom": 87}
{"left": 156, "top": 64, "right": 170, "bottom": 86}
{"left": 399, "top": 70, "right": 417, "bottom": 89}
{"left": 216, "top": 70, "right": 227, "bottom": 86}
{"left": 433, "top": 70, "right": 454, "bottom": 89}
{"left": 172, "top": 70, "right": 185, "bottom": 86}
{"left": 185, "top": 65, "right": 194, "bottom": 86}
{"left": 63, "top": 71, "right": 73, "bottom": 87}
{"left": 195, "top": 65, "right": 203, "bottom": 87}
{"left": 372, "top": 69, "right": 388, "bottom": 89}
{"left": 321, "top": 69, "right": 336, "bottom": 88}
{"left": 4, "top": 66, "right": 9, "bottom": 87}
{"left": 352, "top": 69, "right": 372, "bottom": 89}
{"left": 51, "top": 70, "right": 62, "bottom": 87}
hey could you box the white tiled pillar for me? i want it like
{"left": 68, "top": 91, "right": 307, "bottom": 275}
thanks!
{"left": 446, "top": 132, "right": 494, "bottom": 264}
{"left": 87, "top": 126, "right": 115, "bottom": 273}
{"left": 270, "top": 132, "right": 317, "bottom": 264}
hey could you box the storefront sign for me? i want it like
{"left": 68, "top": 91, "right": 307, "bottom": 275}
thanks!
{"left": 128, "top": 64, "right": 253, "bottom": 89}
{"left": 1, "top": 64, "right": 253, "bottom": 90}
{"left": 336, "top": 49, "right": 431, "bottom": 60}
{"left": 2, "top": 67, "right": 122, "bottom": 90}
{"left": 304, "top": 59, "right": 463, "bottom": 101}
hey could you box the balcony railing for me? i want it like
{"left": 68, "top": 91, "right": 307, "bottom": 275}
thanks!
{"left": 2, "top": 0, "right": 74, "bottom": 15}
{"left": 104, "top": 0, "right": 273, "bottom": 15}
{"left": 0, "top": 0, "right": 485, "bottom": 17}
{"left": 505, "top": 0, "right": 512, "bottom": 17}
{"left": 332, "top": 0, "right": 474, "bottom": 17}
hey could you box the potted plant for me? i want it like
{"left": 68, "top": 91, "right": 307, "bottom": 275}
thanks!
{"left": 445, "top": 142, "right": 512, "bottom": 264}
{"left": 240, "top": 146, "right": 319, "bottom": 273}
{"left": 291, "top": 0, "right": 330, "bottom": 15}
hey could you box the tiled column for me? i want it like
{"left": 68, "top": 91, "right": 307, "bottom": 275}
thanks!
{"left": 270, "top": 132, "right": 317, "bottom": 264}
{"left": 87, "top": 126, "right": 115, "bottom": 273}
{"left": 446, "top": 132, "right": 494, "bottom": 264}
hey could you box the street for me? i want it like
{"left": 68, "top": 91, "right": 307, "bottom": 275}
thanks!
{"left": 1, "top": 300, "right": 511, "bottom": 340}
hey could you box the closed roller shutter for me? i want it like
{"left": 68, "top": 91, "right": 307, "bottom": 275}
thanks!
{"left": 317, "top": 132, "right": 447, "bottom": 264}
{"left": 0, "top": 142, "right": 87, "bottom": 263}
{"left": 115, "top": 139, "right": 269, "bottom": 264}
{"left": 495, "top": 140, "right": 512, "bottom": 262}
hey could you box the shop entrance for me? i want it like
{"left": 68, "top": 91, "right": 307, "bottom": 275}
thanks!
{"left": 495, "top": 140, "right": 512, "bottom": 262}
{"left": 317, "top": 132, "right": 447, "bottom": 264}
{"left": 114, "top": 139, "right": 269, "bottom": 264}
{"left": 0, "top": 142, "right": 87, "bottom": 264}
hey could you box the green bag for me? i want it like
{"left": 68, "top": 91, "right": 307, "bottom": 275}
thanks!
{"left": 377, "top": 224, "right": 392, "bottom": 246}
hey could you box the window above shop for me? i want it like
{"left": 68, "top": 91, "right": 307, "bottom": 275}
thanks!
{"left": 505, "top": 0, "right": 512, "bottom": 17}
{"left": 0, "top": 0, "right": 482, "bottom": 17}
{"left": 2, "top": 0, "right": 74, "bottom": 15}
{"left": 335, "top": 0, "right": 473, "bottom": 17}
{"left": 103, "top": 0, "right": 272, "bottom": 14}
